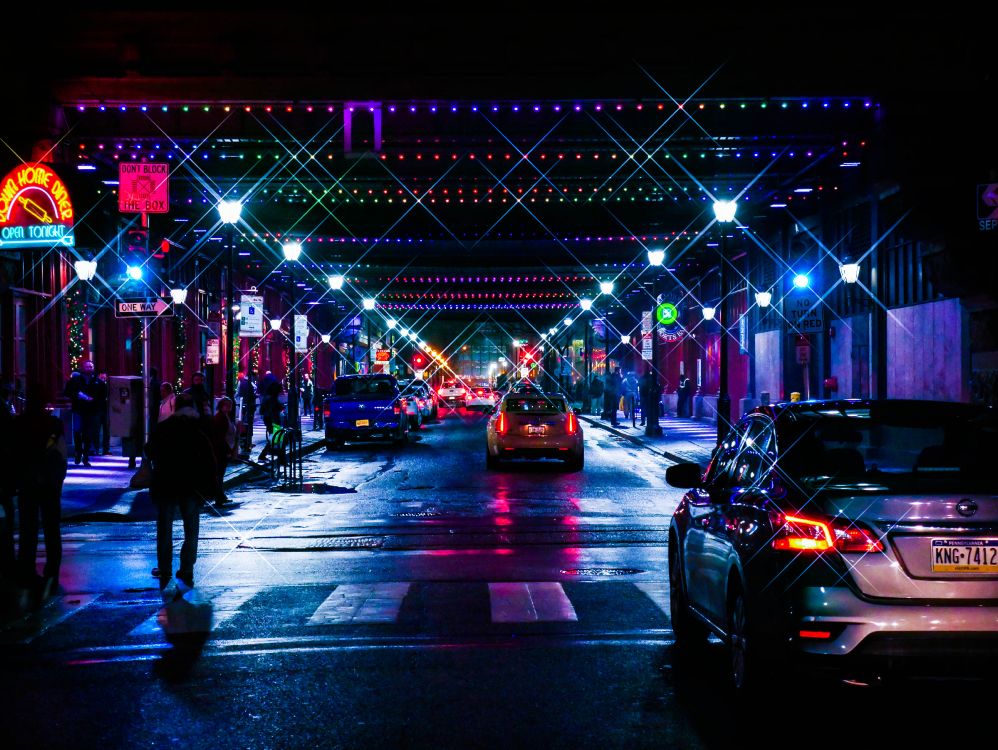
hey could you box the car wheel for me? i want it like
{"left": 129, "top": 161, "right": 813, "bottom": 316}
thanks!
{"left": 393, "top": 423, "right": 408, "bottom": 446}
{"left": 486, "top": 447, "right": 499, "bottom": 469}
{"left": 669, "top": 539, "right": 709, "bottom": 650}
{"left": 727, "top": 581, "right": 769, "bottom": 693}
{"left": 565, "top": 452, "right": 584, "bottom": 471}
{"left": 431, "top": 406, "right": 439, "bottom": 421}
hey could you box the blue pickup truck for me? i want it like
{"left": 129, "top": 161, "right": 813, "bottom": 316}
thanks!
{"left": 323, "top": 374, "right": 409, "bottom": 448}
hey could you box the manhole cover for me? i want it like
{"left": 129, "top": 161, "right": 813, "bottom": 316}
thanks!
{"left": 267, "top": 483, "right": 357, "bottom": 494}
{"left": 560, "top": 567, "right": 644, "bottom": 576}
{"left": 239, "top": 536, "right": 383, "bottom": 551}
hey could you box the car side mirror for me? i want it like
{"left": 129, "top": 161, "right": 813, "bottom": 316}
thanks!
{"left": 666, "top": 462, "right": 703, "bottom": 488}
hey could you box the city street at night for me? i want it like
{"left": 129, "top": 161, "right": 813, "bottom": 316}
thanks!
{"left": 0, "top": 8, "right": 995, "bottom": 749}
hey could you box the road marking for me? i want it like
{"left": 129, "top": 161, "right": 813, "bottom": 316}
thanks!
{"left": 489, "top": 582, "right": 578, "bottom": 623}
{"left": 307, "top": 583, "right": 410, "bottom": 625}
{"left": 634, "top": 582, "right": 670, "bottom": 617}
{"left": 14, "top": 594, "right": 100, "bottom": 644}
{"left": 128, "top": 586, "right": 265, "bottom": 637}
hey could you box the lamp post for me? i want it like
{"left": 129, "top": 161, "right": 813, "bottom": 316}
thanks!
{"left": 713, "top": 199, "right": 737, "bottom": 443}
{"left": 646, "top": 249, "right": 665, "bottom": 436}
{"left": 218, "top": 199, "right": 242, "bottom": 399}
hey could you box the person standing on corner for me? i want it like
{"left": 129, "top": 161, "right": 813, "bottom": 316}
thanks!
{"left": 14, "top": 386, "right": 67, "bottom": 602}
{"left": 211, "top": 397, "right": 238, "bottom": 506}
{"left": 257, "top": 370, "right": 281, "bottom": 462}
{"left": 302, "top": 373, "right": 314, "bottom": 426}
{"left": 237, "top": 372, "right": 257, "bottom": 456}
{"left": 605, "top": 367, "right": 623, "bottom": 427}
{"left": 145, "top": 393, "right": 217, "bottom": 592}
{"left": 65, "top": 360, "right": 101, "bottom": 466}
{"left": 588, "top": 375, "right": 604, "bottom": 417}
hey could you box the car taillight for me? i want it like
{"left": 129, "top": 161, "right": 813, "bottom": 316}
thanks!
{"left": 496, "top": 412, "right": 507, "bottom": 435}
{"left": 323, "top": 408, "right": 331, "bottom": 418}
{"left": 566, "top": 412, "right": 578, "bottom": 435}
{"left": 394, "top": 398, "right": 405, "bottom": 415}
{"left": 476, "top": 389, "right": 484, "bottom": 395}
{"left": 772, "top": 512, "right": 884, "bottom": 553}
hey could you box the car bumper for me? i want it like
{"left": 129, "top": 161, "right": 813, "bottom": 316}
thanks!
{"left": 490, "top": 434, "right": 583, "bottom": 458}
{"left": 327, "top": 421, "right": 401, "bottom": 442}
{"left": 792, "top": 585, "right": 998, "bottom": 673}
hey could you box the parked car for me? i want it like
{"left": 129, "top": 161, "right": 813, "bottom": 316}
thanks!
{"left": 466, "top": 385, "right": 498, "bottom": 411}
{"left": 324, "top": 375, "right": 409, "bottom": 448}
{"left": 398, "top": 378, "right": 429, "bottom": 429}
{"left": 666, "top": 399, "right": 998, "bottom": 690}
{"left": 486, "top": 392, "right": 583, "bottom": 470}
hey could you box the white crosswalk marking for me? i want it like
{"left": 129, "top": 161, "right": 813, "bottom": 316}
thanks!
{"left": 489, "top": 582, "right": 578, "bottom": 623}
{"left": 634, "top": 582, "right": 670, "bottom": 617}
{"left": 307, "top": 583, "right": 410, "bottom": 625}
{"left": 15, "top": 594, "right": 100, "bottom": 644}
{"left": 129, "top": 586, "right": 264, "bottom": 637}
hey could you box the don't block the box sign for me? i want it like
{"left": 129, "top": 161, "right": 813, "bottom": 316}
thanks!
{"left": 0, "top": 163, "right": 76, "bottom": 249}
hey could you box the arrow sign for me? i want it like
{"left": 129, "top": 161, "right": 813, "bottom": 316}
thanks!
{"left": 115, "top": 298, "right": 173, "bottom": 318}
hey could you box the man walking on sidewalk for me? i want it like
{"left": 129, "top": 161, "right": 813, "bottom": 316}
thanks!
{"left": 604, "top": 367, "right": 622, "bottom": 427}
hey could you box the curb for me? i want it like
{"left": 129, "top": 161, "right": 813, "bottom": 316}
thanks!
{"left": 577, "top": 414, "right": 706, "bottom": 465}
{"left": 223, "top": 435, "right": 328, "bottom": 488}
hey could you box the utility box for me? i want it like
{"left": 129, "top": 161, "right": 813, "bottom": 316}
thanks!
{"left": 110, "top": 376, "right": 144, "bottom": 465}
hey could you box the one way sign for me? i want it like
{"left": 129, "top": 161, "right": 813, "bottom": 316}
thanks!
{"left": 115, "top": 299, "right": 173, "bottom": 318}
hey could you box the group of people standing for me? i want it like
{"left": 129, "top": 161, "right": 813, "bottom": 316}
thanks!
{"left": 576, "top": 366, "right": 665, "bottom": 428}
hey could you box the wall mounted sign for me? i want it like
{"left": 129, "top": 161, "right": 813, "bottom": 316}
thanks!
{"left": 0, "top": 163, "right": 75, "bottom": 248}
{"left": 294, "top": 314, "right": 309, "bottom": 353}
{"left": 114, "top": 298, "right": 173, "bottom": 319}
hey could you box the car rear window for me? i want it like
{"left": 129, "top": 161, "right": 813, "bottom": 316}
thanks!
{"left": 505, "top": 397, "right": 566, "bottom": 413}
{"left": 334, "top": 378, "right": 396, "bottom": 397}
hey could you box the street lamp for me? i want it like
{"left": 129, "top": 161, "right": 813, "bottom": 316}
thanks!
{"left": 282, "top": 241, "right": 302, "bottom": 262}
{"left": 270, "top": 318, "right": 282, "bottom": 331}
{"left": 647, "top": 249, "right": 665, "bottom": 267}
{"left": 645, "top": 249, "right": 667, "bottom": 436}
{"left": 579, "top": 298, "right": 593, "bottom": 312}
{"left": 755, "top": 291, "right": 772, "bottom": 308}
{"left": 599, "top": 280, "right": 614, "bottom": 296}
{"left": 328, "top": 274, "right": 344, "bottom": 290}
{"left": 74, "top": 259, "right": 97, "bottom": 281}
{"left": 839, "top": 262, "right": 860, "bottom": 284}
{"left": 713, "top": 199, "right": 737, "bottom": 443}
{"left": 218, "top": 199, "right": 242, "bottom": 399}
{"left": 702, "top": 305, "right": 716, "bottom": 321}
{"left": 793, "top": 273, "right": 810, "bottom": 289}
{"left": 170, "top": 287, "right": 188, "bottom": 305}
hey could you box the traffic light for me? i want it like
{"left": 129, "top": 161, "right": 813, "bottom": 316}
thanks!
{"left": 413, "top": 353, "right": 426, "bottom": 369}
{"left": 122, "top": 227, "right": 148, "bottom": 281}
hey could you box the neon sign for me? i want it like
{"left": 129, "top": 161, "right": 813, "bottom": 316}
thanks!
{"left": 0, "top": 163, "right": 75, "bottom": 248}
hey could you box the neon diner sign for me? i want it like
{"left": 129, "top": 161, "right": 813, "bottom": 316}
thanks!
{"left": 0, "top": 163, "right": 76, "bottom": 248}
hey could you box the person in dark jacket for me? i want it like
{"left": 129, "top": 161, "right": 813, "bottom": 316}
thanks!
{"left": 257, "top": 371, "right": 282, "bottom": 461}
{"left": 14, "top": 388, "right": 67, "bottom": 599}
{"left": 603, "top": 367, "right": 622, "bottom": 426}
{"left": 145, "top": 394, "right": 217, "bottom": 590}
{"left": 185, "top": 371, "right": 213, "bottom": 418}
{"left": 65, "top": 360, "right": 101, "bottom": 465}
{"left": 210, "top": 397, "right": 237, "bottom": 506}
{"left": 588, "top": 375, "right": 604, "bottom": 416}
{"left": 237, "top": 372, "right": 256, "bottom": 455}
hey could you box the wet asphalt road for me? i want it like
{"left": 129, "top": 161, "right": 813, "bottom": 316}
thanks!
{"left": 1, "top": 409, "right": 988, "bottom": 748}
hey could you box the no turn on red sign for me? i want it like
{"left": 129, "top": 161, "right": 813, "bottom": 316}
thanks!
{"left": 119, "top": 163, "right": 170, "bottom": 213}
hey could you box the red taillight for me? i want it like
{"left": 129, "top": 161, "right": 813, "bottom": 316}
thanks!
{"left": 323, "top": 408, "right": 331, "bottom": 418}
{"left": 772, "top": 513, "right": 884, "bottom": 554}
{"left": 496, "top": 412, "right": 507, "bottom": 435}
{"left": 772, "top": 514, "right": 834, "bottom": 551}
{"left": 477, "top": 389, "right": 484, "bottom": 395}
{"left": 394, "top": 398, "right": 405, "bottom": 415}
{"left": 798, "top": 629, "right": 833, "bottom": 640}
{"left": 566, "top": 412, "right": 578, "bottom": 435}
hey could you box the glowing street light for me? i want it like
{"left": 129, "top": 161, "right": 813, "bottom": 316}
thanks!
{"left": 126, "top": 265, "right": 143, "bottom": 281}
{"left": 579, "top": 298, "right": 593, "bottom": 311}
{"left": 74, "top": 259, "right": 97, "bottom": 281}
{"left": 793, "top": 273, "right": 810, "bottom": 289}
{"left": 702, "top": 306, "right": 716, "bottom": 321}
{"left": 218, "top": 198, "right": 242, "bottom": 399}
{"left": 282, "top": 241, "right": 302, "bottom": 261}
{"left": 270, "top": 318, "right": 283, "bottom": 331}
{"left": 755, "top": 291, "right": 772, "bottom": 308}
{"left": 621, "top": 333, "right": 631, "bottom": 345}
{"left": 362, "top": 298, "right": 376, "bottom": 311}
{"left": 328, "top": 274, "right": 344, "bottom": 290}
{"left": 386, "top": 318, "right": 397, "bottom": 329}
{"left": 563, "top": 318, "right": 573, "bottom": 326}
{"left": 839, "top": 262, "right": 861, "bottom": 284}
{"left": 647, "top": 249, "right": 665, "bottom": 266}
{"left": 712, "top": 199, "right": 737, "bottom": 223}
{"left": 599, "top": 281, "right": 614, "bottom": 295}
{"left": 548, "top": 328, "right": 557, "bottom": 336}
{"left": 218, "top": 199, "right": 242, "bottom": 225}
{"left": 321, "top": 333, "right": 331, "bottom": 344}
{"left": 170, "top": 288, "right": 188, "bottom": 305}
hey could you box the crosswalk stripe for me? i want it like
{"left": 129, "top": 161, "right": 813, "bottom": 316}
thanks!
{"left": 307, "top": 583, "right": 410, "bottom": 625}
{"left": 128, "top": 585, "right": 265, "bottom": 637}
{"left": 633, "top": 582, "right": 670, "bottom": 618}
{"left": 16, "top": 594, "right": 100, "bottom": 644}
{"left": 489, "top": 582, "right": 577, "bottom": 623}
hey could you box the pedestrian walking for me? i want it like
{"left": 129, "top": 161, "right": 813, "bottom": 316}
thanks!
{"left": 604, "top": 367, "right": 622, "bottom": 426}
{"left": 145, "top": 393, "right": 217, "bottom": 591}
{"left": 588, "top": 375, "right": 604, "bottom": 417}
{"left": 257, "top": 371, "right": 282, "bottom": 462}
{"left": 302, "top": 373, "right": 314, "bottom": 424}
{"left": 211, "top": 397, "right": 238, "bottom": 506}
{"left": 65, "top": 360, "right": 101, "bottom": 466}
{"left": 237, "top": 372, "right": 257, "bottom": 455}
{"left": 639, "top": 367, "right": 657, "bottom": 427}
{"left": 158, "top": 382, "right": 177, "bottom": 422}
{"left": 185, "top": 372, "right": 212, "bottom": 418}
{"left": 623, "top": 371, "right": 639, "bottom": 427}
{"left": 0, "top": 385, "right": 16, "bottom": 585}
{"left": 14, "top": 387, "right": 67, "bottom": 601}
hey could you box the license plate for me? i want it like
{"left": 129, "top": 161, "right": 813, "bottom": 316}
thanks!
{"left": 527, "top": 425, "right": 547, "bottom": 436}
{"left": 931, "top": 539, "right": 998, "bottom": 573}
{"left": 355, "top": 419, "right": 370, "bottom": 428}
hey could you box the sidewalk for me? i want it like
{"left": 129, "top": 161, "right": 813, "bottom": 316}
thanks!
{"left": 59, "top": 414, "right": 328, "bottom": 522}
{"left": 578, "top": 410, "right": 716, "bottom": 466}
